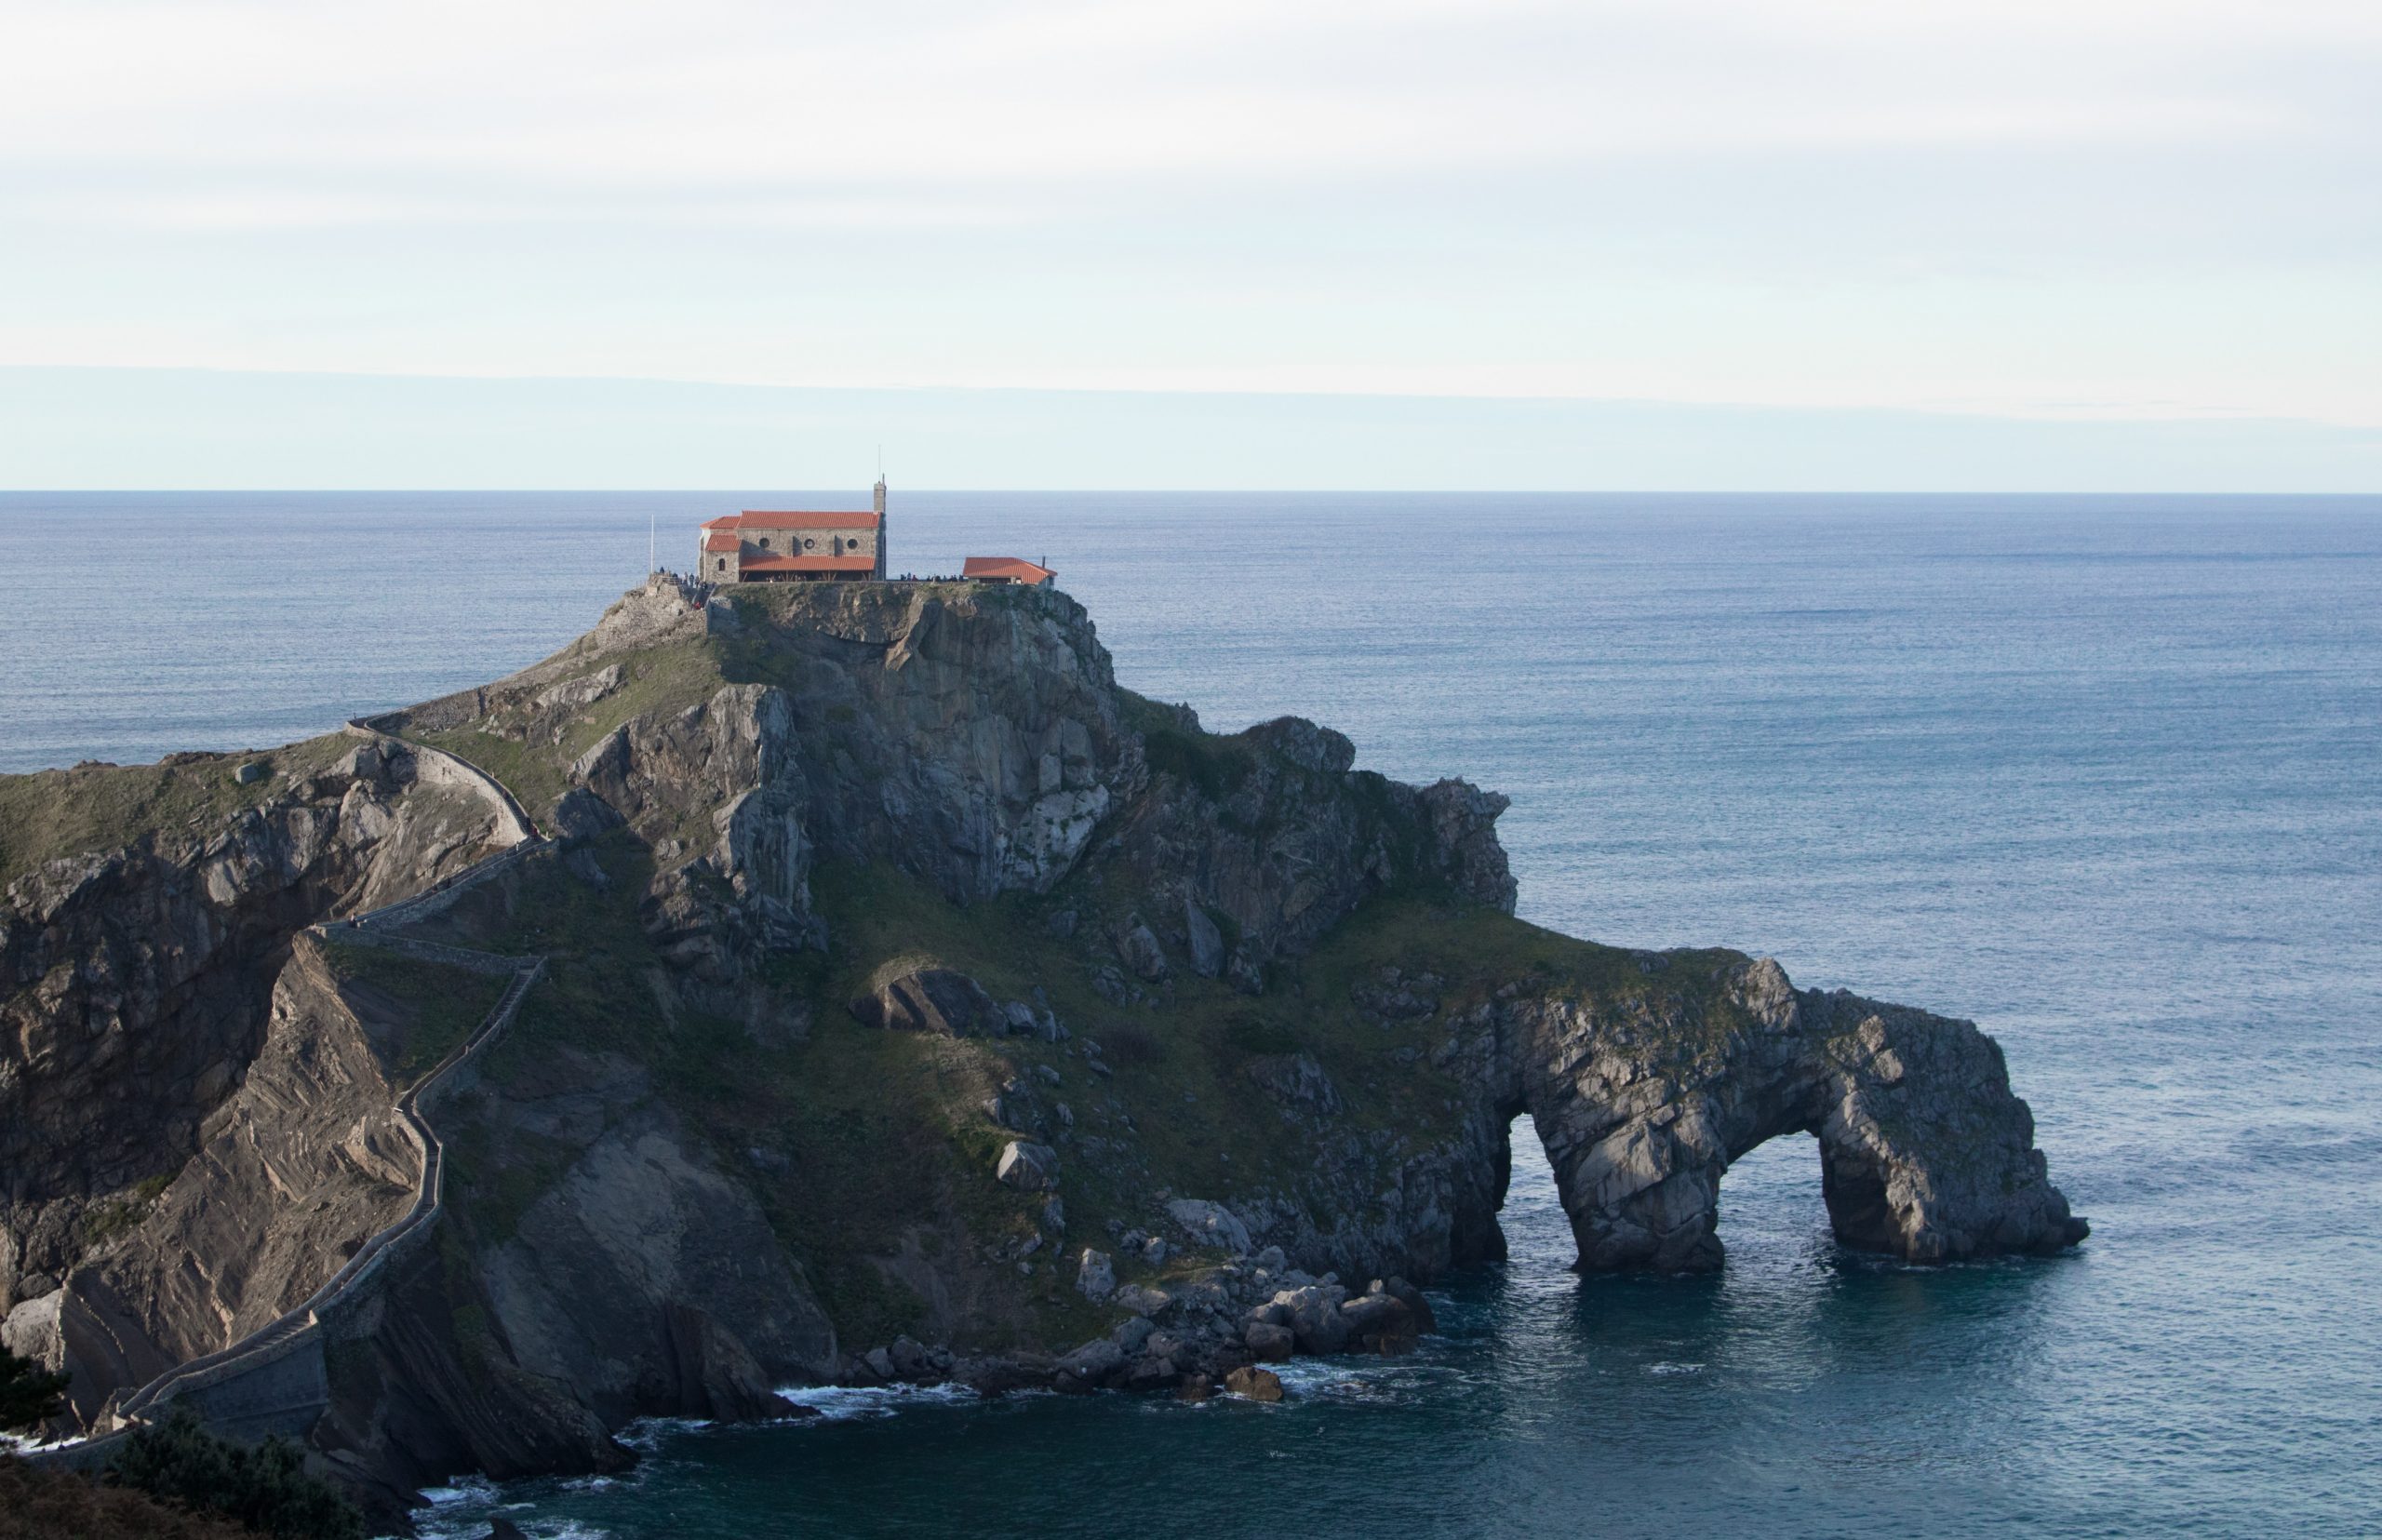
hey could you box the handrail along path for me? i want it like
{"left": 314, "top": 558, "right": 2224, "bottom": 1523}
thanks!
{"left": 28, "top": 723, "right": 555, "bottom": 1466}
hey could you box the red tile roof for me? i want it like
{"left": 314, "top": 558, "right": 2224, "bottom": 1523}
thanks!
{"left": 735, "top": 510, "right": 880, "bottom": 530}
{"left": 962, "top": 556, "right": 1056, "bottom": 584}
{"left": 703, "top": 532, "right": 740, "bottom": 554}
{"left": 701, "top": 516, "right": 739, "bottom": 530}
{"left": 738, "top": 553, "right": 877, "bottom": 574}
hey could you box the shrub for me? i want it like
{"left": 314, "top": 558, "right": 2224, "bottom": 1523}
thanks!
{"left": 106, "top": 1410, "right": 364, "bottom": 1540}
{"left": 0, "top": 1349, "right": 68, "bottom": 1431}
{"left": 1221, "top": 1012, "right": 1299, "bottom": 1059}
{"left": 0, "top": 1456, "right": 252, "bottom": 1540}
{"left": 1101, "top": 1021, "right": 1164, "bottom": 1066}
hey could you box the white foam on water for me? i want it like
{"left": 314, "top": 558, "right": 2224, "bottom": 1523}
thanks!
{"left": 417, "top": 1474, "right": 502, "bottom": 1506}
{"left": 0, "top": 1430, "right": 84, "bottom": 1455}
{"left": 775, "top": 1381, "right": 980, "bottom": 1422}
{"left": 1252, "top": 1354, "right": 1474, "bottom": 1409}
{"left": 404, "top": 1480, "right": 615, "bottom": 1540}
{"left": 1647, "top": 1361, "right": 1705, "bottom": 1375}
{"left": 614, "top": 1414, "right": 709, "bottom": 1453}
{"left": 402, "top": 1473, "right": 513, "bottom": 1540}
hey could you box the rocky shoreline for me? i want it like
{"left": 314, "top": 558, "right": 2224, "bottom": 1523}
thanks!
{"left": 824, "top": 1235, "right": 1434, "bottom": 1409}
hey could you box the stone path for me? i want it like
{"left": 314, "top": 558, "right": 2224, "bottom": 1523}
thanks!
{"left": 30, "top": 731, "right": 555, "bottom": 1466}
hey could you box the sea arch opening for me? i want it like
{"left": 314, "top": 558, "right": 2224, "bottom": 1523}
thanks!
{"left": 1484, "top": 1095, "right": 1887, "bottom": 1275}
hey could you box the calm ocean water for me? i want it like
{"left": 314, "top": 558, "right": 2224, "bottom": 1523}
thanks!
{"left": 4, "top": 492, "right": 2379, "bottom": 1538}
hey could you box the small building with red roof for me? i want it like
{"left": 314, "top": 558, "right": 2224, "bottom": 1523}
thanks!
{"left": 960, "top": 556, "right": 1057, "bottom": 587}
{"left": 699, "top": 478, "right": 888, "bottom": 583}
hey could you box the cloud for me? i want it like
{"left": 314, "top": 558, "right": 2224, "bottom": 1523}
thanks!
{"left": 0, "top": 0, "right": 2374, "bottom": 433}
{"left": 2, "top": 0, "right": 2370, "bottom": 220}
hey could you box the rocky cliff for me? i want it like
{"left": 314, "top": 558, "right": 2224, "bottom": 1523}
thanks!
{"left": 1, "top": 740, "right": 502, "bottom": 1328}
{"left": 0, "top": 576, "right": 2084, "bottom": 1507}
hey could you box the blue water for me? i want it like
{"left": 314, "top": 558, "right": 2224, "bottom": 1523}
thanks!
{"left": 5, "top": 492, "right": 2379, "bottom": 1537}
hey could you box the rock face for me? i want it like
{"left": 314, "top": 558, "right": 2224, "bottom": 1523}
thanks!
{"left": 1455, "top": 959, "right": 2088, "bottom": 1273}
{"left": 51, "top": 936, "right": 425, "bottom": 1424}
{"left": 567, "top": 679, "right": 821, "bottom": 988}
{"left": 1100, "top": 709, "right": 1517, "bottom": 995}
{"left": 378, "top": 580, "right": 1519, "bottom": 1012}
{"left": 1182, "top": 960, "right": 2085, "bottom": 1285}
{"left": 0, "top": 575, "right": 2085, "bottom": 1504}
{"left": 0, "top": 743, "right": 501, "bottom": 1313}
{"left": 850, "top": 969, "right": 1001, "bottom": 1037}
{"left": 997, "top": 1142, "right": 1059, "bottom": 1191}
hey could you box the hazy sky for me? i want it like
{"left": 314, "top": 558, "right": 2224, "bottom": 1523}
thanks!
{"left": 3, "top": 0, "right": 2377, "bottom": 485}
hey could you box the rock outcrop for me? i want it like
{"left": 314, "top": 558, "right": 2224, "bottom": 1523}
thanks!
{"left": 50, "top": 937, "right": 425, "bottom": 1424}
{"left": 1, "top": 742, "right": 502, "bottom": 1315}
{"left": 1465, "top": 959, "right": 2086, "bottom": 1273}
{"left": 0, "top": 575, "right": 2085, "bottom": 1507}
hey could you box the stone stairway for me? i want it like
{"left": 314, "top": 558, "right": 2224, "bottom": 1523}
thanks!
{"left": 28, "top": 738, "right": 555, "bottom": 1468}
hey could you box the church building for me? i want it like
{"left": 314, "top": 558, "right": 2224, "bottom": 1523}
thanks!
{"left": 694, "top": 478, "right": 1055, "bottom": 588}
{"left": 701, "top": 477, "right": 888, "bottom": 583}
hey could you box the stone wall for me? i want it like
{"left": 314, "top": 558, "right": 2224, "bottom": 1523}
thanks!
{"left": 24, "top": 949, "right": 546, "bottom": 1468}
{"left": 343, "top": 722, "right": 536, "bottom": 846}
{"left": 745, "top": 530, "right": 876, "bottom": 561}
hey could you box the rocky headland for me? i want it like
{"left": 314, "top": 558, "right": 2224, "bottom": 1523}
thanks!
{"left": 1, "top": 576, "right": 2086, "bottom": 1512}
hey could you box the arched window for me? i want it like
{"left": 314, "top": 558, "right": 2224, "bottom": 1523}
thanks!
{"left": 716, "top": 557, "right": 726, "bottom": 572}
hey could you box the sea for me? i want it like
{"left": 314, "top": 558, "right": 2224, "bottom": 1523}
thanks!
{"left": 3, "top": 492, "right": 2378, "bottom": 1538}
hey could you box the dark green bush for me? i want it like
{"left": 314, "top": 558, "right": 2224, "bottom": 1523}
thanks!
{"left": 0, "top": 1455, "right": 253, "bottom": 1540}
{"left": 0, "top": 1348, "right": 68, "bottom": 1431}
{"left": 106, "top": 1410, "right": 364, "bottom": 1540}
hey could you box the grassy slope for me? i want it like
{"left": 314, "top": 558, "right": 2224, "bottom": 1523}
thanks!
{"left": 315, "top": 938, "right": 512, "bottom": 1088}
{"left": 0, "top": 735, "right": 351, "bottom": 891}
{"left": 407, "top": 641, "right": 728, "bottom": 826}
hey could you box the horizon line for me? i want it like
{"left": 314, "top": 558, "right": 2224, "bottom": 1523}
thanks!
{"left": 9, "top": 367, "right": 2377, "bottom": 494}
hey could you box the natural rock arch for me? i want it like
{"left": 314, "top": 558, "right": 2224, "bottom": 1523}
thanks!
{"left": 1465, "top": 958, "right": 2087, "bottom": 1273}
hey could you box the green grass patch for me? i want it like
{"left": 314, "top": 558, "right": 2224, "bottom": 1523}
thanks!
{"left": 406, "top": 728, "right": 571, "bottom": 825}
{"left": 443, "top": 1118, "right": 580, "bottom": 1246}
{"left": 0, "top": 735, "right": 350, "bottom": 890}
{"left": 317, "top": 939, "right": 511, "bottom": 1086}
{"left": 79, "top": 1171, "right": 178, "bottom": 1245}
{"left": 408, "top": 641, "right": 729, "bottom": 825}
{"left": 1117, "top": 690, "right": 1261, "bottom": 807}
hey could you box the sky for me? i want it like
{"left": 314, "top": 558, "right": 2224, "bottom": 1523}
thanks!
{"left": 2, "top": 0, "right": 2377, "bottom": 488}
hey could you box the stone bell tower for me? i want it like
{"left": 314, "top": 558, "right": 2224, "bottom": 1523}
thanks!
{"left": 873, "top": 475, "right": 889, "bottom": 579}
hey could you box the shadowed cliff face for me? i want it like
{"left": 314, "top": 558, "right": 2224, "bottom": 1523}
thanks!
{"left": 0, "top": 741, "right": 503, "bottom": 1317}
{"left": 48, "top": 936, "right": 456, "bottom": 1425}
{"left": 0, "top": 577, "right": 2083, "bottom": 1499}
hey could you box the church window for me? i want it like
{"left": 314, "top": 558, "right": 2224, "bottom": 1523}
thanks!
{"left": 716, "top": 558, "right": 725, "bottom": 572}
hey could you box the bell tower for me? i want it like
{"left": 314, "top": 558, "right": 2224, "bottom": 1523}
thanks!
{"left": 873, "top": 475, "right": 889, "bottom": 578}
